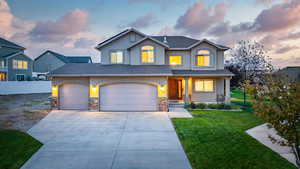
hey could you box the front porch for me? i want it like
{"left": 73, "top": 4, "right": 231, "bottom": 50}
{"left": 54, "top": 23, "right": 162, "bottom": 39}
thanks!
{"left": 167, "top": 76, "right": 231, "bottom": 105}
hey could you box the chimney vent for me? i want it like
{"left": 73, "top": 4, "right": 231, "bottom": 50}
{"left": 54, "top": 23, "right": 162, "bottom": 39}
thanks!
{"left": 163, "top": 36, "right": 168, "bottom": 43}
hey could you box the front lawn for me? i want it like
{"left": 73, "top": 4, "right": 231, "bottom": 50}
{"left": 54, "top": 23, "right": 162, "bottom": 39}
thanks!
{"left": 0, "top": 130, "right": 42, "bottom": 169}
{"left": 172, "top": 89, "right": 297, "bottom": 169}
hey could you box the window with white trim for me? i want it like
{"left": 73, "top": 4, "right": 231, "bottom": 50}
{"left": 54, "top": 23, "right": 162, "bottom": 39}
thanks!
{"left": 197, "top": 50, "right": 210, "bottom": 66}
{"left": 0, "top": 60, "right": 4, "bottom": 68}
{"left": 169, "top": 56, "right": 182, "bottom": 65}
{"left": 13, "top": 60, "right": 28, "bottom": 69}
{"left": 141, "top": 45, "right": 154, "bottom": 63}
{"left": 110, "top": 51, "right": 123, "bottom": 64}
{"left": 195, "top": 79, "right": 214, "bottom": 92}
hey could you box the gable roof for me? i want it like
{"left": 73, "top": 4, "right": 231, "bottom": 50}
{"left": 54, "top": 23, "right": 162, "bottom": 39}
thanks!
{"left": 67, "top": 56, "right": 92, "bottom": 63}
{"left": 35, "top": 50, "right": 92, "bottom": 63}
{"left": 94, "top": 28, "right": 230, "bottom": 50}
{"left": 0, "top": 37, "right": 25, "bottom": 50}
{"left": 127, "top": 36, "right": 169, "bottom": 49}
{"left": 151, "top": 36, "right": 199, "bottom": 49}
{"left": 95, "top": 28, "right": 146, "bottom": 50}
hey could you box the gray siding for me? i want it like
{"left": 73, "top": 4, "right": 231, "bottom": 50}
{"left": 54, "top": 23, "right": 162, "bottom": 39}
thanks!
{"left": 0, "top": 46, "right": 22, "bottom": 57}
{"left": 130, "top": 39, "right": 165, "bottom": 65}
{"left": 166, "top": 50, "right": 191, "bottom": 69}
{"left": 191, "top": 77, "right": 225, "bottom": 103}
{"left": 191, "top": 43, "right": 218, "bottom": 70}
{"left": 100, "top": 32, "right": 144, "bottom": 64}
{"left": 34, "top": 53, "right": 66, "bottom": 72}
{"left": 7, "top": 53, "right": 33, "bottom": 81}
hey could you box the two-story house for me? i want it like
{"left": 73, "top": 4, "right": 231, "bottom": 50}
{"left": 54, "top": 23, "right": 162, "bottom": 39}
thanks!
{"left": 49, "top": 28, "right": 233, "bottom": 111}
{"left": 0, "top": 37, "right": 33, "bottom": 81}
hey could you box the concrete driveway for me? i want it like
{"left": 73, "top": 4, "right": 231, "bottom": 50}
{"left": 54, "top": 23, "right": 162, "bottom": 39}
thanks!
{"left": 21, "top": 110, "right": 192, "bottom": 169}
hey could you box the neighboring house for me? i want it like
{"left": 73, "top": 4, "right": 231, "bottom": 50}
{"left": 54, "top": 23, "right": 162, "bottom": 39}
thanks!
{"left": 274, "top": 66, "right": 300, "bottom": 82}
{"left": 49, "top": 28, "right": 233, "bottom": 112}
{"left": 33, "top": 50, "right": 92, "bottom": 79}
{"left": 0, "top": 37, "right": 33, "bottom": 81}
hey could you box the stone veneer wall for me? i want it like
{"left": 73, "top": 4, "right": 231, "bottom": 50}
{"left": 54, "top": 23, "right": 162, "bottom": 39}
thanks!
{"left": 158, "top": 97, "right": 168, "bottom": 112}
{"left": 89, "top": 98, "right": 99, "bottom": 111}
{"left": 51, "top": 97, "right": 59, "bottom": 110}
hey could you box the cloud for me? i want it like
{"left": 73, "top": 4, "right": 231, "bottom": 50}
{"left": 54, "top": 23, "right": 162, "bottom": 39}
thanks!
{"left": 74, "top": 37, "right": 96, "bottom": 48}
{"left": 157, "top": 26, "right": 177, "bottom": 36}
{"left": 127, "top": 13, "right": 158, "bottom": 29}
{"left": 272, "top": 56, "right": 300, "bottom": 68}
{"left": 280, "top": 31, "right": 300, "bottom": 40}
{"left": 0, "top": 0, "right": 34, "bottom": 39}
{"left": 174, "top": 2, "right": 228, "bottom": 35}
{"left": 253, "top": 0, "right": 300, "bottom": 32}
{"left": 30, "top": 9, "right": 89, "bottom": 42}
{"left": 275, "top": 45, "right": 298, "bottom": 54}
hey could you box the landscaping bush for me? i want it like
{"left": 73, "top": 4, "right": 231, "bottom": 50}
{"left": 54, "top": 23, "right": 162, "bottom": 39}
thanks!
{"left": 190, "top": 102, "right": 196, "bottom": 109}
{"left": 196, "top": 103, "right": 206, "bottom": 109}
{"left": 207, "top": 104, "right": 219, "bottom": 109}
{"left": 223, "top": 104, "right": 232, "bottom": 110}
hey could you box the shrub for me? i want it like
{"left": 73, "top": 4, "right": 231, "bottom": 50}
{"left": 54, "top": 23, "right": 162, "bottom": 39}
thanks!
{"left": 196, "top": 103, "right": 206, "bottom": 109}
{"left": 190, "top": 102, "right": 196, "bottom": 109}
{"left": 184, "top": 104, "right": 190, "bottom": 109}
{"left": 223, "top": 104, "right": 232, "bottom": 110}
{"left": 207, "top": 104, "right": 218, "bottom": 109}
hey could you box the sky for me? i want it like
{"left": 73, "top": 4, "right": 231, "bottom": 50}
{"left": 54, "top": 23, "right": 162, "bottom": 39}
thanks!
{"left": 0, "top": 0, "right": 300, "bottom": 68}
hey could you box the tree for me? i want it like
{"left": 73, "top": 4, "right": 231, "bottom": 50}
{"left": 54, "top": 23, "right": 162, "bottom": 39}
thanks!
{"left": 225, "top": 61, "right": 243, "bottom": 88}
{"left": 246, "top": 77, "right": 300, "bottom": 167}
{"left": 230, "top": 40, "right": 273, "bottom": 104}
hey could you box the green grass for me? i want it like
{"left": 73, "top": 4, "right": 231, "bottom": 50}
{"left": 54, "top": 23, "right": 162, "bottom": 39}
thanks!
{"left": 171, "top": 89, "right": 297, "bottom": 169}
{"left": 0, "top": 130, "right": 42, "bottom": 169}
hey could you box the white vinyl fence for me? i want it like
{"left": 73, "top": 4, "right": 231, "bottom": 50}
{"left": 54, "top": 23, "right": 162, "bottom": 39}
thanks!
{"left": 0, "top": 81, "right": 51, "bottom": 95}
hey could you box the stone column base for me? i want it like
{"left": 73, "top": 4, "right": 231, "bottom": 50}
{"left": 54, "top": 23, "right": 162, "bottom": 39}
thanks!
{"left": 89, "top": 98, "right": 99, "bottom": 111}
{"left": 51, "top": 97, "right": 59, "bottom": 110}
{"left": 158, "top": 97, "right": 168, "bottom": 112}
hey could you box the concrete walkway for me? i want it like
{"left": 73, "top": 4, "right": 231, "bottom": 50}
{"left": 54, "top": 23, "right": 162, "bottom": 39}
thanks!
{"left": 21, "top": 110, "right": 192, "bottom": 169}
{"left": 246, "top": 123, "right": 297, "bottom": 166}
{"left": 168, "top": 107, "right": 193, "bottom": 118}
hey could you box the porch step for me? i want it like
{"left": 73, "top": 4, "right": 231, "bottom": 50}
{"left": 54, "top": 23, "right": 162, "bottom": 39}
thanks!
{"left": 169, "top": 103, "right": 185, "bottom": 108}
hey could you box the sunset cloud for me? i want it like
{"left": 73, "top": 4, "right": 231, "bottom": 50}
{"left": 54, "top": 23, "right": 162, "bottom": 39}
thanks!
{"left": 175, "top": 2, "right": 228, "bottom": 35}
{"left": 127, "top": 13, "right": 158, "bottom": 29}
{"left": 30, "top": 9, "right": 89, "bottom": 42}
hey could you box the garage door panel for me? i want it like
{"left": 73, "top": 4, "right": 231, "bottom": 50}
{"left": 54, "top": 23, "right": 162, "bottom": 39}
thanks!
{"left": 59, "top": 84, "right": 89, "bottom": 110}
{"left": 100, "top": 83, "right": 157, "bottom": 111}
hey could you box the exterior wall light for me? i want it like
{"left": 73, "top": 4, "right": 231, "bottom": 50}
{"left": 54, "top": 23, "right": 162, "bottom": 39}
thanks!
{"left": 90, "top": 85, "right": 99, "bottom": 98}
{"left": 52, "top": 85, "right": 58, "bottom": 97}
{"left": 158, "top": 85, "right": 167, "bottom": 98}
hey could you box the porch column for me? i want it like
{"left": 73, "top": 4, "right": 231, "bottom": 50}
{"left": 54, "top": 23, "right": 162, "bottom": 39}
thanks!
{"left": 225, "top": 77, "right": 231, "bottom": 104}
{"left": 184, "top": 77, "right": 190, "bottom": 104}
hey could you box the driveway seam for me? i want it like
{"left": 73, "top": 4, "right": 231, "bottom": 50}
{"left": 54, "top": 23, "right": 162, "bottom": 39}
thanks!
{"left": 110, "top": 112, "right": 129, "bottom": 169}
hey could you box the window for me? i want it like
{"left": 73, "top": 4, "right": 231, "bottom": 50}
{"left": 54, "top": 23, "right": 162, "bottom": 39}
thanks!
{"left": 13, "top": 60, "right": 28, "bottom": 69}
{"left": 110, "top": 51, "right": 123, "bottom": 64}
{"left": 0, "top": 73, "right": 6, "bottom": 81}
{"left": 197, "top": 50, "right": 210, "bottom": 66}
{"left": 195, "top": 80, "right": 214, "bottom": 92}
{"left": 0, "top": 60, "right": 4, "bottom": 68}
{"left": 141, "top": 46, "right": 154, "bottom": 63}
{"left": 16, "top": 74, "right": 25, "bottom": 81}
{"left": 169, "top": 56, "right": 182, "bottom": 65}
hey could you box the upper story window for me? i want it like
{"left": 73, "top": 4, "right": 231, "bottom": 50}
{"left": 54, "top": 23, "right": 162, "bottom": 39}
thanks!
{"left": 0, "top": 60, "right": 4, "bottom": 68}
{"left": 13, "top": 60, "right": 28, "bottom": 70}
{"left": 141, "top": 45, "right": 154, "bottom": 63}
{"left": 196, "top": 50, "right": 210, "bottom": 67}
{"left": 169, "top": 56, "right": 182, "bottom": 66}
{"left": 110, "top": 51, "right": 123, "bottom": 64}
{"left": 195, "top": 79, "right": 214, "bottom": 92}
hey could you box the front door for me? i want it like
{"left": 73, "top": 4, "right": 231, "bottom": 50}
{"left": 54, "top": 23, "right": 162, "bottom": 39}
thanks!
{"left": 168, "top": 79, "right": 183, "bottom": 100}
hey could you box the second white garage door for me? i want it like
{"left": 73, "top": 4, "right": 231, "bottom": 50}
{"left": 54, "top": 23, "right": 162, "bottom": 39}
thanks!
{"left": 100, "top": 83, "right": 157, "bottom": 111}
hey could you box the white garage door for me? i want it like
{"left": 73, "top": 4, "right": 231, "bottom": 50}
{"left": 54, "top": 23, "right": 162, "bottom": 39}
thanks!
{"left": 59, "top": 83, "right": 89, "bottom": 110}
{"left": 100, "top": 83, "right": 157, "bottom": 111}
